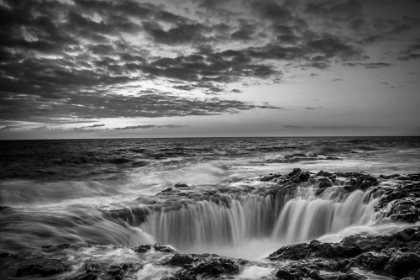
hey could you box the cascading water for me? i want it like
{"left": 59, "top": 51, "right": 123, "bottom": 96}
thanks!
{"left": 138, "top": 186, "right": 381, "bottom": 259}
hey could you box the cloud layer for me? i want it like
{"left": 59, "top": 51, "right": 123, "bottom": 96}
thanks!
{"left": 0, "top": 0, "right": 419, "bottom": 130}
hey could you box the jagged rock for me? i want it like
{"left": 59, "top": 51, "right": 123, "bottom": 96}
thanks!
{"left": 153, "top": 243, "right": 176, "bottom": 253}
{"left": 174, "top": 268, "right": 196, "bottom": 280}
{"left": 299, "top": 172, "right": 310, "bottom": 182}
{"left": 275, "top": 268, "right": 304, "bottom": 279}
{"left": 174, "top": 183, "right": 189, "bottom": 188}
{"left": 132, "top": 244, "right": 151, "bottom": 253}
{"left": 168, "top": 254, "right": 194, "bottom": 266}
{"left": 384, "top": 252, "right": 420, "bottom": 276}
{"left": 316, "top": 170, "right": 332, "bottom": 177}
{"left": 71, "top": 272, "right": 97, "bottom": 280}
{"left": 318, "top": 177, "right": 332, "bottom": 189}
{"left": 15, "top": 259, "right": 71, "bottom": 277}
{"left": 352, "top": 252, "right": 390, "bottom": 270}
{"left": 387, "top": 198, "right": 420, "bottom": 223}
{"left": 193, "top": 258, "right": 239, "bottom": 276}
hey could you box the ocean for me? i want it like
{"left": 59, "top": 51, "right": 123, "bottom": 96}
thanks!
{"left": 1, "top": 137, "right": 420, "bottom": 279}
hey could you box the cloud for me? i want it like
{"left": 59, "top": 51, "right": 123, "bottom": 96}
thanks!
{"left": 0, "top": 125, "right": 22, "bottom": 131}
{"left": 0, "top": 0, "right": 418, "bottom": 128}
{"left": 114, "top": 124, "right": 188, "bottom": 130}
{"left": 0, "top": 91, "right": 282, "bottom": 121}
{"left": 333, "top": 78, "right": 344, "bottom": 82}
{"left": 283, "top": 125, "right": 304, "bottom": 129}
{"left": 342, "top": 62, "right": 392, "bottom": 69}
{"left": 81, "top": 124, "right": 105, "bottom": 128}
{"left": 398, "top": 39, "right": 420, "bottom": 61}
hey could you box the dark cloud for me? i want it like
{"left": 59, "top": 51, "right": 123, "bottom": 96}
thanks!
{"left": 342, "top": 62, "right": 392, "bottom": 69}
{"left": 0, "top": 125, "right": 22, "bottom": 131}
{"left": 304, "top": 0, "right": 363, "bottom": 22}
{"left": 81, "top": 124, "right": 105, "bottom": 128}
{"left": 142, "top": 21, "right": 207, "bottom": 45}
{"left": 398, "top": 39, "right": 420, "bottom": 61}
{"left": 283, "top": 125, "right": 304, "bottom": 129}
{"left": 333, "top": 78, "right": 344, "bottom": 82}
{"left": 251, "top": 2, "right": 294, "bottom": 24}
{"left": 114, "top": 124, "right": 188, "bottom": 130}
{"left": 0, "top": 0, "right": 417, "bottom": 127}
{"left": 0, "top": 91, "right": 282, "bottom": 122}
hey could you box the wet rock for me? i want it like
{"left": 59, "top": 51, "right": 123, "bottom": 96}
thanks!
{"left": 352, "top": 252, "right": 390, "bottom": 270}
{"left": 132, "top": 244, "right": 151, "bottom": 253}
{"left": 275, "top": 268, "right": 304, "bottom": 279}
{"left": 153, "top": 243, "right": 176, "bottom": 253}
{"left": 292, "top": 168, "right": 302, "bottom": 174}
{"left": 316, "top": 170, "right": 332, "bottom": 177}
{"left": 193, "top": 258, "right": 239, "bottom": 276}
{"left": 335, "top": 240, "right": 362, "bottom": 258}
{"left": 174, "top": 268, "right": 196, "bottom": 280}
{"left": 15, "top": 259, "right": 71, "bottom": 277}
{"left": 168, "top": 254, "right": 194, "bottom": 266}
{"left": 384, "top": 252, "right": 420, "bottom": 276}
{"left": 71, "top": 272, "right": 98, "bottom": 280}
{"left": 388, "top": 198, "right": 420, "bottom": 223}
{"left": 318, "top": 177, "right": 332, "bottom": 189}
{"left": 174, "top": 183, "right": 189, "bottom": 188}
{"left": 299, "top": 172, "right": 310, "bottom": 182}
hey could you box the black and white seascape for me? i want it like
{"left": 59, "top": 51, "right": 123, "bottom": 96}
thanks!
{"left": 1, "top": 0, "right": 420, "bottom": 279}
{"left": 1, "top": 137, "right": 420, "bottom": 279}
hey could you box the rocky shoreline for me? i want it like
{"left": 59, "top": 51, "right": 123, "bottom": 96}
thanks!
{"left": 1, "top": 169, "right": 419, "bottom": 279}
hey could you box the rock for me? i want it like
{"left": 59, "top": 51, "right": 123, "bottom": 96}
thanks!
{"left": 298, "top": 172, "right": 310, "bottom": 182}
{"left": 71, "top": 272, "right": 98, "bottom": 280}
{"left": 388, "top": 198, "right": 420, "bottom": 223}
{"left": 353, "top": 252, "right": 390, "bottom": 270}
{"left": 132, "top": 244, "right": 151, "bottom": 253}
{"left": 335, "top": 240, "right": 362, "bottom": 258}
{"left": 174, "top": 183, "right": 189, "bottom": 188}
{"left": 15, "top": 259, "right": 71, "bottom": 277}
{"left": 292, "top": 168, "right": 302, "bottom": 174}
{"left": 174, "top": 268, "right": 196, "bottom": 280}
{"left": 384, "top": 252, "right": 420, "bottom": 276}
{"left": 275, "top": 268, "right": 303, "bottom": 279}
{"left": 168, "top": 254, "right": 194, "bottom": 266}
{"left": 316, "top": 170, "right": 332, "bottom": 177}
{"left": 153, "top": 243, "right": 176, "bottom": 253}
{"left": 318, "top": 177, "right": 332, "bottom": 189}
{"left": 193, "top": 258, "right": 239, "bottom": 276}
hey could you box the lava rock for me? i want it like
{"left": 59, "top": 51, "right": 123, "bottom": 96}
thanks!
{"left": 388, "top": 198, "right": 420, "bottom": 223}
{"left": 318, "top": 177, "right": 332, "bottom": 189}
{"left": 174, "top": 183, "right": 189, "bottom": 188}
{"left": 15, "top": 259, "right": 71, "bottom": 277}
{"left": 132, "top": 244, "right": 151, "bottom": 253}
{"left": 384, "top": 252, "right": 420, "bottom": 276}
{"left": 153, "top": 243, "right": 176, "bottom": 253}
{"left": 168, "top": 254, "right": 194, "bottom": 266}
{"left": 193, "top": 258, "right": 239, "bottom": 276}
{"left": 298, "top": 172, "right": 310, "bottom": 182}
{"left": 275, "top": 268, "right": 303, "bottom": 279}
{"left": 352, "top": 252, "right": 390, "bottom": 270}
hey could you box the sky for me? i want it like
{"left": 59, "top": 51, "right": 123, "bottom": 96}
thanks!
{"left": 0, "top": 0, "right": 420, "bottom": 139}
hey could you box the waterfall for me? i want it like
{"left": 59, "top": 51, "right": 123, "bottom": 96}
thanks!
{"left": 141, "top": 195, "right": 282, "bottom": 251}
{"left": 271, "top": 187, "right": 379, "bottom": 243}
{"left": 137, "top": 186, "right": 380, "bottom": 256}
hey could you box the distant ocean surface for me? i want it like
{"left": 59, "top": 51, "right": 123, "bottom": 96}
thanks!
{"left": 1, "top": 137, "right": 420, "bottom": 182}
{"left": 1, "top": 137, "right": 420, "bottom": 279}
